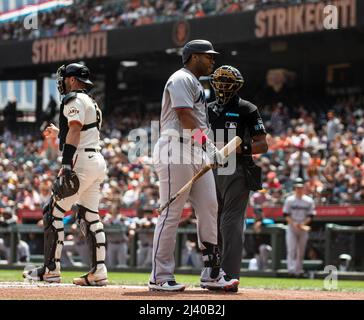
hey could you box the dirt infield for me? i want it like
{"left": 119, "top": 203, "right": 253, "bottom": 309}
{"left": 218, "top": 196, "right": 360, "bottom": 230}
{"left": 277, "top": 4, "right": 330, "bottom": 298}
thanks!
{"left": 0, "top": 282, "right": 363, "bottom": 300}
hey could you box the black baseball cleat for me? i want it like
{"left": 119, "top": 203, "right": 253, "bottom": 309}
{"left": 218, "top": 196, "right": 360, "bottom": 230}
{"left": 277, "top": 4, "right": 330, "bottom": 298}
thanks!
{"left": 148, "top": 281, "right": 186, "bottom": 292}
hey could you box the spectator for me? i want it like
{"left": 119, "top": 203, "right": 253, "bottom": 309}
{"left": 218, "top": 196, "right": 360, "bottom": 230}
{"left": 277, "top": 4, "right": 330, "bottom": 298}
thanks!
{"left": 0, "top": 207, "right": 30, "bottom": 263}
{"left": 3, "top": 98, "right": 17, "bottom": 133}
{"left": 42, "top": 95, "right": 58, "bottom": 126}
{"left": 61, "top": 207, "right": 90, "bottom": 268}
{"left": 129, "top": 208, "right": 155, "bottom": 268}
{"left": 288, "top": 142, "right": 311, "bottom": 182}
{"left": 0, "top": 0, "right": 316, "bottom": 42}
{"left": 326, "top": 110, "right": 342, "bottom": 148}
{"left": 244, "top": 207, "right": 274, "bottom": 271}
{"left": 270, "top": 103, "right": 288, "bottom": 136}
{"left": 179, "top": 211, "right": 203, "bottom": 269}
{"left": 103, "top": 204, "right": 129, "bottom": 268}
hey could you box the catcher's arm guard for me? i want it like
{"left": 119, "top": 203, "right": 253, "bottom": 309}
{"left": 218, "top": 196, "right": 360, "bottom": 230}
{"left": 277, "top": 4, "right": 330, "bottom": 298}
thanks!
{"left": 52, "top": 169, "right": 80, "bottom": 201}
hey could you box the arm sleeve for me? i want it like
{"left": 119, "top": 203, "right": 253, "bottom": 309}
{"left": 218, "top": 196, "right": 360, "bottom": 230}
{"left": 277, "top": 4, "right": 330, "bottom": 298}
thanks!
{"left": 167, "top": 76, "right": 195, "bottom": 109}
{"left": 63, "top": 98, "right": 85, "bottom": 126}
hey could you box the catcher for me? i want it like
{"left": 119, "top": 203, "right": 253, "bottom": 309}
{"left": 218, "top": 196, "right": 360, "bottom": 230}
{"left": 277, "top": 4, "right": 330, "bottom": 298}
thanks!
{"left": 23, "top": 63, "right": 108, "bottom": 286}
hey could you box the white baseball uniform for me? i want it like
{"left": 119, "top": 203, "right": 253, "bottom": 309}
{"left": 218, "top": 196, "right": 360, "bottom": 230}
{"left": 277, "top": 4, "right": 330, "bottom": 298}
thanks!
{"left": 58, "top": 92, "right": 106, "bottom": 211}
{"left": 52, "top": 91, "right": 107, "bottom": 271}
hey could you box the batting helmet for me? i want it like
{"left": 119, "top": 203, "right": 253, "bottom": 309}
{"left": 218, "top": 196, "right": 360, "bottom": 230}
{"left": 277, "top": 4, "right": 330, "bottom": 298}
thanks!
{"left": 182, "top": 39, "right": 219, "bottom": 64}
{"left": 56, "top": 63, "right": 93, "bottom": 95}
{"left": 210, "top": 65, "right": 244, "bottom": 105}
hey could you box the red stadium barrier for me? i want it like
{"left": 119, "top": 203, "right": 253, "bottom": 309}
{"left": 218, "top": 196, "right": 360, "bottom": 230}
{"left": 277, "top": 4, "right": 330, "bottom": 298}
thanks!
{"left": 17, "top": 205, "right": 364, "bottom": 223}
{"left": 245, "top": 205, "right": 364, "bottom": 219}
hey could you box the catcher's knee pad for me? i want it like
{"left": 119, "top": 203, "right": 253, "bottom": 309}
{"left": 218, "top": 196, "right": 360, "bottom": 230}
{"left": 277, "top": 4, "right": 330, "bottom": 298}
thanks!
{"left": 77, "top": 205, "right": 106, "bottom": 269}
{"left": 202, "top": 242, "right": 221, "bottom": 278}
{"left": 43, "top": 198, "right": 65, "bottom": 270}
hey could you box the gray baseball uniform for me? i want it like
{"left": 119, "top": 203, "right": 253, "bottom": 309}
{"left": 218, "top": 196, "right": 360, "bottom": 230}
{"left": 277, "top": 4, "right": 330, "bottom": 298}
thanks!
{"left": 150, "top": 68, "right": 218, "bottom": 284}
{"left": 283, "top": 194, "right": 315, "bottom": 275}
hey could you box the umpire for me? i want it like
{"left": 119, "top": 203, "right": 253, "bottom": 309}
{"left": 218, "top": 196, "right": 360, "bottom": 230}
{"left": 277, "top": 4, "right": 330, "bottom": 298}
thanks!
{"left": 208, "top": 65, "right": 268, "bottom": 291}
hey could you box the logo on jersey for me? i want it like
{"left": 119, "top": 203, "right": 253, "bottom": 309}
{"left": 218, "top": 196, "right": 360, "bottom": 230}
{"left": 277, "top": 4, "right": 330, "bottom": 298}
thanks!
{"left": 225, "top": 121, "right": 237, "bottom": 129}
{"left": 225, "top": 112, "right": 240, "bottom": 117}
{"left": 195, "top": 90, "right": 206, "bottom": 104}
{"left": 68, "top": 107, "right": 80, "bottom": 117}
{"left": 254, "top": 119, "right": 265, "bottom": 131}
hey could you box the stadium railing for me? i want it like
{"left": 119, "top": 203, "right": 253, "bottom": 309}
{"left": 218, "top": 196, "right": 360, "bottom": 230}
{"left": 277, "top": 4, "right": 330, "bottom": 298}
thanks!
{"left": 324, "top": 224, "right": 364, "bottom": 271}
{"left": 0, "top": 224, "right": 287, "bottom": 271}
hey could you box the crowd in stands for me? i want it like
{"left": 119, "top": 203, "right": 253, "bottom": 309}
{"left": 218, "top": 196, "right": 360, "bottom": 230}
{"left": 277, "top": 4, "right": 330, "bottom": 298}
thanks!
{"left": 254, "top": 94, "right": 364, "bottom": 206}
{"left": 3, "top": 96, "right": 362, "bottom": 214}
{"left": 1, "top": 92, "right": 364, "bottom": 266}
{"left": 0, "top": 0, "right": 318, "bottom": 41}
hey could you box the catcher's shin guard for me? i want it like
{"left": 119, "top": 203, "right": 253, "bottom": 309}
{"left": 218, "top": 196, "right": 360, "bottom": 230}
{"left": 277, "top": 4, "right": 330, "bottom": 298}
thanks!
{"left": 43, "top": 198, "right": 65, "bottom": 271}
{"left": 23, "top": 198, "right": 64, "bottom": 282}
{"left": 77, "top": 205, "right": 106, "bottom": 270}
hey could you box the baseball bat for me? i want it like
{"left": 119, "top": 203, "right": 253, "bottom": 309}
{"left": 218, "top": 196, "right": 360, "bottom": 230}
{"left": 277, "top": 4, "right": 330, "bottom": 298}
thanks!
{"left": 157, "top": 136, "right": 242, "bottom": 214}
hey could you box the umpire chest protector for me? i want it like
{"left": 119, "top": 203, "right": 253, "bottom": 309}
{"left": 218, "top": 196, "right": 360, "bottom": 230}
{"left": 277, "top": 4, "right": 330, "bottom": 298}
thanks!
{"left": 58, "top": 89, "right": 100, "bottom": 151}
{"left": 208, "top": 95, "right": 265, "bottom": 150}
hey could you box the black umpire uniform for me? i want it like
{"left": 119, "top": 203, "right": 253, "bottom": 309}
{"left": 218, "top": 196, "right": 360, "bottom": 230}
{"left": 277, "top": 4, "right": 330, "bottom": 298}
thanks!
{"left": 208, "top": 66, "right": 267, "bottom": 282}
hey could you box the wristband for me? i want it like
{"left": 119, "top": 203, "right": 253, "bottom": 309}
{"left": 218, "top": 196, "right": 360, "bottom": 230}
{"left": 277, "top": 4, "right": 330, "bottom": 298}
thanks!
{"left": 241, "top": 144, "right": 252, "bottom": 155}
{"left": 191, "top": 129, "right": 208, "bottom": 145}
{"left": 62, "top": 143, "right": 77, "bottom": 165}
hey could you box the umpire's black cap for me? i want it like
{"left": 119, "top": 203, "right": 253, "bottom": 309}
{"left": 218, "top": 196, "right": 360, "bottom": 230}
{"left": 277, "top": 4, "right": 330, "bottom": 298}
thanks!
{"left": 182, "top": 39, "right": 219, "bottom": 64}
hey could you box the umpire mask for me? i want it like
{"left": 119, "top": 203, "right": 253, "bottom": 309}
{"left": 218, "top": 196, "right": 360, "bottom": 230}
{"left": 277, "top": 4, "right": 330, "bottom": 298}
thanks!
{"left": 210, "top": 65, "right": 244, "bottom": 105}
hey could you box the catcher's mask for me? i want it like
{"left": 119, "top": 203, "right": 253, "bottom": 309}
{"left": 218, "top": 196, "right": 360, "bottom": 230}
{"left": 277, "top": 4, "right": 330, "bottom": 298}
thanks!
{"left": 210, "top": 65, "right": 244, "bottom": 105}
{"left": 56, "top": 64, "right": 67, "bottom": 95}
{"left": 56, "top": 63, "right": 93, "bottom": 96}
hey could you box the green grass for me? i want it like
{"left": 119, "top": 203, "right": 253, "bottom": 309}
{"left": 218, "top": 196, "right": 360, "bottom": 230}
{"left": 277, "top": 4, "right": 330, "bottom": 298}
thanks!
{"left": 1, "top": 270, "right": 363, "bottom": 292}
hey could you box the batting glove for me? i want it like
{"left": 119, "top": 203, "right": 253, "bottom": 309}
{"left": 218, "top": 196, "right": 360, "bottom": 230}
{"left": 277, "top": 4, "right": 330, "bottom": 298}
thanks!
{"left": 204, "top": 139, "right": 225, "bottom": 167}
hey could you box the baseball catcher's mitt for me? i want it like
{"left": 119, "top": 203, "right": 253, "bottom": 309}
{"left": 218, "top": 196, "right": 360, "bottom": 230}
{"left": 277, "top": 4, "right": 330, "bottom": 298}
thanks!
{"left": 52, "top": 169, "right": 80, "bottom": 201}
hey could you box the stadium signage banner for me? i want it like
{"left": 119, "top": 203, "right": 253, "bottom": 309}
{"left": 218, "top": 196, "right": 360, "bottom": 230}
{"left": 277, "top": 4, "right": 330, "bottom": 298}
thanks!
{"left": 246, "top": 205, "right": 364, "bottom": 219}
{"left": 32, "top": 31, "right": 107, "bottom": 64}
{"left": 17, "top": 206, "right": 364, "bottom": 223}
{"left": 255, "top": 0, "right": 357, "bottom": 38}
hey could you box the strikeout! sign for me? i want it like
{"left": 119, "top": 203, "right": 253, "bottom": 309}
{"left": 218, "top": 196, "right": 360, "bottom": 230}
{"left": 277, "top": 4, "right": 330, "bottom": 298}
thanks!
{"left": 255, "top": 0, "right": 356, "bottom": 38}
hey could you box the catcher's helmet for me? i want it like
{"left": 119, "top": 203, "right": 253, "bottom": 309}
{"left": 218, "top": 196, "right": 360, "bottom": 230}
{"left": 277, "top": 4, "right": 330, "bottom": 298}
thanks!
{"left": 56, "top": 63, "right": 93, "bottom": 95}
{"left": 210, "top": 65, "right": 244, "bottom": 105}
{"left": 182, "top": 39, "right": 219, "bottom": 64}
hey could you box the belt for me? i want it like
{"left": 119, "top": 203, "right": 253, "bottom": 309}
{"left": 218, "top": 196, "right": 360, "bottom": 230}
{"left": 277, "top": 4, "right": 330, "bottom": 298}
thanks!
{"left": 179, "top": 137, "right": 196, "bottom": 146}
{"left": 84, "top": 148, "right": 100, "bottom": 152}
